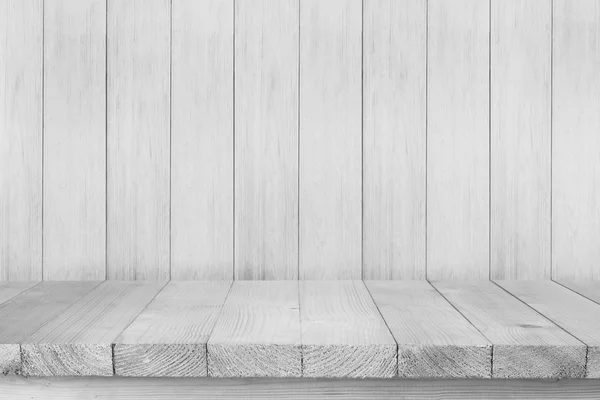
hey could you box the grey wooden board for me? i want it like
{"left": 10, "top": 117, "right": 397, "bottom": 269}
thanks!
{"left": 299, "top": 281, "right": 396, "bottom": 378}
{"left": 552, "top": 0, "right": 600, "bottom": 280}
{"left": 559, "top": 281, "right": 600, "bottom": 305}
{"left": 362, "top": 0, "right": 426, "bottom": 279}
{"left": 0, "top": 0, "right": 43, "bottom": 281}
{"left": 234, "top": 0, "right": 299, "bottom": 280}
{"left": 106, "top": 0, "right": 170, "bottom": 279}
{"left": 208, "top": 281, "right": 301, "bottom": 377}
{"left": 0, "top": 282, "right": 39, "bottom": 305}
{"left": 0, "top": 282, "right": 100, "bottom": 375}
{"left": 299, "top": 0, "right": 362, "bottom": 279}
{"left": 427, "top": 0, "right": 490, "bottom": 279}
{"left": 490, "top": 0, "right": 551, "bottom": 279}
{"left": 497, "top": 280, "right": 600, "bottom": 378}
{"left": 432, "top": 281, "right": 587, "bottom": 379}
{"left": 20, "top": 281, "right": 165, "bottom": 377}
{"left": 3, "top": 377, "right": 600, "bottom": 400}
{"left": 365, "top": 281, "right": 491, "bottom": 378}
{"left": 114, "top": 281, "right": 231, "bottom": 377}
{"left": 43, "top": 0, "right": 106, "bottom": 280}
{"left": 171, "top": 0, "right": 234, "bottom": 280}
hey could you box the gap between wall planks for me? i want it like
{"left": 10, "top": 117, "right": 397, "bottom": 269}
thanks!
{"left": 1, "top": 0, "right": 599, "bottom": 281}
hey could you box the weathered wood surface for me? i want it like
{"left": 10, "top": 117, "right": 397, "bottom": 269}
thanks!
{"left": 490, "top": 0, "right": 551, "bottom": 279}
{"left": 106, "top": 0, "right": 170, "bottom": 279}
{"left": 170, "top": 0, "right": 233, "bottom": 280}
{"left": 208, "top": 281, "right": 301, "bottom": 377}
{"left": 432, "top": 281, "right": 587, "bottom": 379}
{"left": 365, "top": 281, "right": 491, "bottom": 378}
{"left": 43, "top": 0, "right": 106, "bottom": 280}
{"left": 3, "top": 376, "right": 600, "bottom": 400}
{"left": 20, "top": 281, "right": 165, "bottom": 377}
{"left": 362, "top": 0, "right": 426, "bottom": 280}
{"left": 0, "top": 282, "right": 38, "bottom": 305}
{"left": 299, "top": 0, "right": 362, "bottom": 279}
{"left": 0, "top": 0, "right": 43, "bottom": 281}
{"left": 552, "top": 0, "right": 600, "bottom": 280}
{"left": 427, "top": 0, "right": 490, "bottom": 279}
{"left": 300, "top": 281, "right": 396, "bottom": 378}
{"left": 559, "top": 281, "right": 600, "bottom": 305}
{"left": 0, "top": 282, "right": 99, "bottom": 374}
{"left": 497, "top": 280, "right": 600, "bottom": 378}
{"left": 114, "top": 281, "right": 231, "bottom": 377}
{"left": 235, "top": 0, "right": 299, "bottom": 280}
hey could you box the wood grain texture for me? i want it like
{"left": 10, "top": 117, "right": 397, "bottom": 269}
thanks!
{"left": 20, "top": 281, "right": 165, "bottom": 377}
{"left": 208, "top": 281, "right": 301, "bottom": 377}
{"left": 299, "top": 0, "right": 362, "bottom": 279}
{"left": 235, "top": 0, "right": 298, "bottom": 280}
{"left": 0, "top": 282, "right": 99, "bottom": 375}
{"left": 553, "top": 0, "right": 600, "bottom": 280}
{"left": 107, "top": 0, "right": 170, "bottom": 280}
{"left": 3, "top": 377, "right": 600, "bottom": 400}
{"left": 432, "top": 281, "right": 586, "bottom": 379}
{"left": 427, "top": 0, "right": 489, "bottom": 279}
{"left": 0, "top": 0, "right": 42, "bottom": 281}
{"left": 497, "top": 280, "right": 600, "bottom": 378}
{"left": 490, "top": 0, "right": 551, "bottom": 279}
{"left": 362, "top": 0, "right": 426, "bottom": 280}
{"left": 114, "top": 281, "right": 231, "bottom": 377}
{"left": 300, "top": 281, "right": 396, "bottom": 378}
{"left": 559, "top": 281, "right": 600, "bottom": 305}
{"left": 365, "top": 281, "right": 491, "bottom": 378}
{"left": 43, "top": 0, "right": 106, "bottom": 280}
{"left": 171, "top": 0, "right": 233, "bottom": 280}
{"left": 0, "top": 282, "right": 38, "bottom": 305}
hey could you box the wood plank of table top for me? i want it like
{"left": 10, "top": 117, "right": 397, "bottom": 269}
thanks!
{"left": 20, "top": 281, "right": 165, "bottom": 377}
{"left": 559, "top": 281, "right": 600, "bottom": 305}
{"left": 365, "top": 281, "right": 491, "bottom": 378}
{"left": 300, "top": 281, "right": 396, "bottom": 378}
{"left": 432, "top": 281, "right": 586, "bottom": 379}
{"left": 497, "top": 280, "right": 600, "bottom": 378}
{"left": 114, "top": 281, "right": 231, "bottom": 377}
{"left": 207, "top": 281, "right": 301, "bottom": 378}
{"left": 0, "top": 282, "right": 39, "bottom": 305}
{"left": 0, "top": 282, "right": 100, "bottom": 375}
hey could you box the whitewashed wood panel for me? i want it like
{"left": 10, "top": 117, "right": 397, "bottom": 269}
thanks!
{"left": 363, "top": 0, "right": 426, "bottom": 279}
{"left": 427, "top": 0, "right": 490, "bottom": 280}
{"left": 0, "top": 0, "right": 42, "bottom": 281}
{"left": 235, "top": 0, "right": 298, "bottom": 280}
{"left": 43, "top": 0, "right": 106, "bottom": 280}
{"left": 107, "top": 0, "right": 170, "bottom": 280}
{"left": 553, "top": 0, "right": 600, "bottom": 280}
{"left": 490, "top": 0, "right": 551, "bottom": 279}
{"left": 299, "top": 0, "right": 362, "bottom": 279}
{"left": 171, "top": 0, "right": 233, "bottom": 280}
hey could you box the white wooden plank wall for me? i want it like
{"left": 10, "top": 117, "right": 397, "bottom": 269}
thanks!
{"left": 0, "top": 0, "right": 598, "bottom": 281}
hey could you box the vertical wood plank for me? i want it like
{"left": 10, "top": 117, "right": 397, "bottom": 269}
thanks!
{"left": 235, "top": 0, "right": 299, "bottom": 280}
{"left": 43, "top": 0, "right": 106, "bottom": 280}
{"left": 553, "top": 0, "right": 600, "bottom": 280}
{"left": 299, "top": 0, "right": 362, "bottom": 279}
{"left": 427, "top": 0, "right": 490, "bottom": 280}
{"left": 0, "top": 0, "right": 42, "bottom": 280}
{"left": 490, "top": 0, "right": 551, "bottom": 280}
{"left": 107, "top": 0, "right": 171, "bottom": 280}
{"left": 171, "top": 0, "right": 233, "bottom": 280}
{"left": 363, "top": 0, "right": 427, "bottom": 279}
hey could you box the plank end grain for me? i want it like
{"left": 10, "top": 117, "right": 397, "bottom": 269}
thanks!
{"left": 0, "top": 344, "right": 20, "bottom": 375}
{"left": 588, "top": 346, "right": 600, "bottom": 379}
{"left": 21, "top": 343, "right": 112, "bottom": 377}
{"left": 114, "top": 344, "right": 207, "bottom": 378}
{"left": 493, "top": 344, "right": 586, "bottom": 379}
{"left": 398, "top": 344, "right": 491, "bottom": 379}
{"left": 208, "top": 344, "right": 301, "bottom": 378}
{"left": 302, "top": 344, "right": 396, "bottom": 379}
